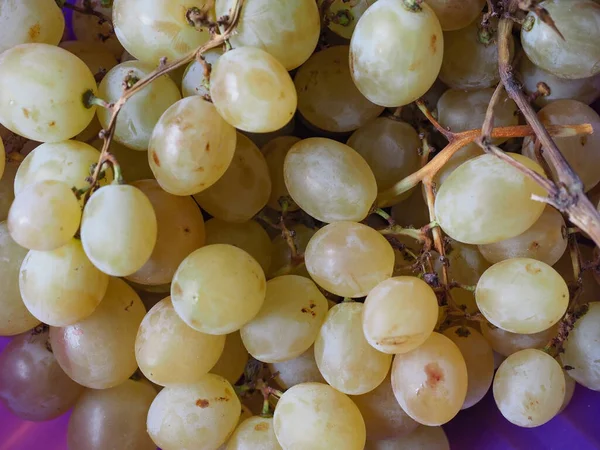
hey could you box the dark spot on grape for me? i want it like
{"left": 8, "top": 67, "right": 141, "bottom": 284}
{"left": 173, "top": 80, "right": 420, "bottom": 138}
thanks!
{"left": 215, "top": 396, "right": 229, "bottom": 402}
{"left": 28, "top": 23, "right": 41, "bottom": 40}
{"left": 172, "top": 282, "right": 183, "bottom": 296}
{"left": 254, "top": 422, "right": 269, "bottom": 431}
{"left": 196, "top": 166, "right": 205, "bottom": 172}
{"left": 528, "top": 241, "right": 540, "bottom": 251}
{"left": 22, "top": 108, "right": 30, "bottom": 118}
{"left": 408, "top": 62, "right": 419, "bottom": 71}
{"left": 124, "top": 300, "right": 134, "bottom": 311}
{"left": 196, "top": 399, "right": 210, "bottom": 408}
{"left": 301, "top": 307, "right": 316, "bottom": 317}
{"left": 528, "top": 415, "right": 533, "bottom": 421}
{"left": 183, "top": 227, "right": 191, "bottom": 233}
{"left": 424, "top": 362, "right": 444, "bottom": 388}
{"left": 225, "top": 388, "right": 232, "bottom": 397}
{"left": 205, "top": 142, "right": 211, "bottom": 152}
{"left": 152, "top": 151, "right": 160, "bottom": 167}
{"left": 525, "top": 263, "right": 541, "bottom": 275}
{"left": 309, "top": 302, "right": 316, "bottom": 309}
{"left": 49, "top": 121, "right": 56, "bottom": 127}
{"left": 580, "top": 136, "right": 588, "bottom": 146}
{"left": 377, "top": 336, "right": 409, "bottom": 346}
{"left": 430, "top": 34, "right": 438, "bottom": 53}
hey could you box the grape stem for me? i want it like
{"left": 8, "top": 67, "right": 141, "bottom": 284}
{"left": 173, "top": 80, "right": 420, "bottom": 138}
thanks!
{"left": 61, "top": 1, "right": 113, "bottom": 26}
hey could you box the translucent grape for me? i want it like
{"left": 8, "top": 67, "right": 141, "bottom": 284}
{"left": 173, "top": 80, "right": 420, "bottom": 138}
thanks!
{"left": 136, "top": 297, "right": 225, "bottom": 386}
{"left": 478, "top": 207, "right": 567, "bottom": 266}
{"left": 241, "top": 275, "right": 328, "bottom": 363}
{"left": 480, "top": 321, "right": 558, "bottom": 357}
{"left": 273, "top": 382, "right": 366, "bottom": 450}
{"left": 226, "top": 416, "right": 282, "bottom": 450}
{"left": 295, "top": 45, "right": 384, "bottom": 133}
{"left": 425, "top": 0, "right": 485, "bottom": 31}
{"left": 268, "top": 346, "right": 325, "bottom": 389}
{"left": 59, "top": 40, "right": 119, "bottom": 78}
{"left": 210, "top": 47, "right": 298, "bottom": 133}
{"left": 521, "top": 0, "right": 600, "bottom": 80}
{"left": 434, "top": 154, "right": 547, "bottom": 245}
{"left": 8, "top": 180, "right": 81, "bottom": 251}
{"left": 50, "top": 278, "right": 146, "bottom": 389}
{"left": 102, "top": 140, "right": 155, "bottom": 182}
{"left": 218, "top": 406, "right": 254, "bottom": 450}
{"left": 0, "top": 326, "right": 84, "bottom": 421}
{"left": 262, "top": 136, "right": 301, "bottom": 211}
{"left": 391, "top": 189, "right": 431, "bottom": 229}
{"left": 349, "top": 0, "right": 444, "bottom": 107}
{"left": 171, "top": 244, "right": 266, "bottom": 335}
{"left": 149, "top": 96, "right": 237, "bottom": 196}
{"left": 147, "top": 374, "right": 241, "bottom": 450}
{"left": 0, "top": 43, "right": 97, "bottom": 142}
{"left": 98, "top": 61, "right": 181, "bottom": 151}
{"left": 433, "top": 146, "right": 484, "bottom": 188}
{"left": 391, "top": 332, "right": 468, "bottom": 426}
{"left": 0, "top": 161, "right": 17, "bottom": 221}
{"left": 284, "top": 138, "right": 377, "bottom": 223}
{"left": 68, "top": 379, "right": 157, "bottom": 450}
{"left": 268, "top": 224, "right": 315, "bottom": 279}
{"left": 194, "top": 134, "right": 271, "bottom": 223}
{"left": 216, "top": 0, "right": 320, "bottom": 70}
{"left": 318, "top": 0, "right": 376, "bottom": 39}
{"left": 72, "top": 0, "right": 123, "bottom": 58}
{"left": 181, "top": 49, "right": 222, "bottom": 98}
{"left": 476, "top": 258, "right": 568, "bottom": 334}
{"left": 365, "top": 426, "right": 450, "bottom": 450}
{"left": 437, "top": 239, "right": 491, "bottom": 285}
{"left": 493, "top": 349, "right": 565, "bottom": 427}
{"left": 126, "top": 180, "right": 206, "bottom": 286}
{"left": 0, "top": 0, "right": 64, "bottom": 54}
{"left": 211, "top": 331, "right": 249, "bottom": 385}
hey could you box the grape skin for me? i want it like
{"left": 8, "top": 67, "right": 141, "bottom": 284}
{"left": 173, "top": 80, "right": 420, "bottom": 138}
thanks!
{"left": 268, "top": 346, "right": 325, "bottom": 389}
{"left": 225, "top": 417, "right": 282, "bottom": 450}
{"left": 425, "top": 0, "right": 486, "bottom": 31}
{"left": 262, "top": 136, "right": 301, "bottom": 212}
{"left": 211, "top": 331, "right": 249, "bottom": 386}
{"left": 59, "top": 40, "right": 119, "bottom": 79}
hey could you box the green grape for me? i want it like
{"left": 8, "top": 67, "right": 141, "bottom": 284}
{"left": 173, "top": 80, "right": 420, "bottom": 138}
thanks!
{"left": 126, "top": 180, "right": 206, "bottom": 286}
{"left": 0, "top": 44, "right": 97, "bottom": 142}
{"left": 273, "top": 382, "right": 366, "bottom": 450}
{"left": 98, "top": 61, "right": 181, "bottom": 151}
{"left": 318, "top": 0, "right": 376, "bottom": 39}
{"left": 391, "top": 189, "right": 431, "bottom": 229}
{"left": 0, "top": 160, "right": 17, "bottom": 221}
{"left": 347, "top": 118, "right": 421, "bottom": 191}
{"left": 493, "top": 349, "right": 565, "bottom": 427}
{"left": 391, "top": 332, "right": 468, "bottom": 426}
{"left": 241, "top": 275, "right": 328, "bottom": 363}
{"left": 315, "top": 302, "right": 392, "bottom": 395}
{"left": 149, "top": 96, "right": 237, "bottom": 196}
{"left": 434, "top": 153, "right": 547, "bottom": 245}
{"left": 365, "top": 426, "right": 450, "bottom": 450}
{"left": 216, "top": 0, "right": 320, "bottom": 70}
{"left": 171, "top": 244, "right": 267, "bottom": 335}
{"left": 476, "top": 258, "right": 568, "bottom": 334}
{"left": 480, "top": 321, "right": 558, "bottom": 357}
{"left": 81, "top": 184, "right": 157, "bottom": 277}
{"left": 439, "top": 239, "right": 491, "bottom": 285}
{"left": 425, "top": 0, "right": 485, "bottom": 31}
{"left": 8, "top": 180, "right": 81, "bottom": 251}
{"left": 522, "top": 99, "right": 600, "bottom": 192}
{"left": 194, "top": 134, "right": 272, "bottom": 223}
{"left": 210, "top": 47, "right": 298, "bottom": 133}
{"left": 478, "top": 207, "right": 567, "bottom": 266}
{"left": 0, "top": 0, "right": 64, "bottom": 54}
{"left": 350, "top": 0, "right": 443, "bottom": 107}
{"left": 262, "top": 136, "right": 301, "bottom": 211}
{"left": 112, "top": 0, "right": 213, "bottom": 65}
{"left": 226, "top": 417, "right": 282, "bottom": 450}
{"left": 100, "top": 140, "right": 155, "bottom": 182}
{"left": 136, "top": 297, "right": 225, "bottom": 386}
{"left": 433, "top": 145, "right": 484, "bottom": 189}
{"left": 211, "top": 331, "right": 249, "bottom": 386}
{"left": 268, "top": 224, "right": 316, "bottom": 279}
{"left": 218, "top": 406, "right": 254, "bottom": 450}
{"left": 305, "top": 221, "right": 395, "bottom": 297}
{"left": 284, "top": 138, "right": 377, "bottom": 223}
{"left": 295, "top": 45, "right": 384, "bottom": 133}
{"left": 50, "top": 278, "right": 146, "bottom": 389}
{"left": 59, "top": 40, "right": 119, "bottom": 78}
{"left": 268, "top": 346, "right": 325, "bottom": 389}
{"left": 181, "top": 49, "right": 222, "bottom": 98}
{"left": 147, "top": 374, "right": 241, "bottom": 450}
{"left": 72, "top": 0, "right": 123, "bottom": 58}
{"left": 521, "top": 0, "right": 600, "bottom": 80}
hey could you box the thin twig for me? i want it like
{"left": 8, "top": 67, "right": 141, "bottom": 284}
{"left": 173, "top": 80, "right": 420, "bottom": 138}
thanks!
{"left": 415, "top": 100, "right": 454, "bottom": 141}
{"left": 62, "top": 2, "right": 113, "bottom": 25}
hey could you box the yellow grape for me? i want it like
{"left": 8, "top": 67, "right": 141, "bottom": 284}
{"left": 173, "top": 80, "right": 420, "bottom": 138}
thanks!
{"left": 211, "top": 331, "right": 249, "bottom": 386}
{"left": 0, "top": 44, "right": 97, "bottom": 142}
{"left": 476, "top": 258, "right": 568, "bottom": 334}
{"left": 391, "top": 332, "right": 468, "bottom": 426}
{"left": 81, "top": 184, "right": 158, "bottom": 277}
{"left": 171, "top": 244, "right": 266, "bottom": 335}
{"left": 126, "top": 180, "right": 206, "bottom": 286}
{"left": 72, "top": 0, "right": 123, "bottom": 58}
{"left": 273, "top": 382, "right": 366, "bottom": 450}
{"left": 480, "top": 321, "right": 558, "bottom": 357}
{"left": 318, "top": 0, "right": 376, "bottom": 39}
{"left": 305, "top": 221, "right": 394, "bottom": 297}
{"left": 433, "top": 145, "right": 484, "bottom": 189}
{"left": 149, "top": 96, "right": 237, "bottom": 196}
{"left": 194, "top": 134, "right": 271, "bottom": 223}
{"left": 365, "top": 426, "right": 450, "bottom": 450}
{"left": 0, "top": 160, "right": 17, "bottom": 221}
{"left": 284, "top": 138, "right": 377, "bottom": 223}
{"left": 59, "top": 40, "right": 119, "bottom": 78}
{"left": 268, "top": 224, "right": 315, "bottom": 279}
{"left": 268, "top": 346, "right": 325, "bottom": 389}
{"left": 262, "top": 136, "right": 301, "bottom": 211}
{"left": 181, "top": 49, "right": 222, "bottom": 98}
{"left": 226, "top": 417, "right": 282, "bottom": 450}
{"left": 425, "top": 0, "right": 486, "bottom": 31}
{"left": 218, "top": 406, "right": 254, "bottom": 450}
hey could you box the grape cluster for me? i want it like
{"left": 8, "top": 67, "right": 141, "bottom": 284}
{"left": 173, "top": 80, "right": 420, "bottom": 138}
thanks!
{"left": 0, "top": 0, "right": 600, "bottom": 449}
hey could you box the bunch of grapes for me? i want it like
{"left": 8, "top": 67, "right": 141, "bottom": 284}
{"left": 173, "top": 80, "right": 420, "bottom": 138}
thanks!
{"left": 0, "top": 0, "right": 599, "bottom": 449}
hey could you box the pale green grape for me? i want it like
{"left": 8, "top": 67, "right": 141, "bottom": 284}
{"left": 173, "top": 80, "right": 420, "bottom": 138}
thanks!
{"left": 350, "top": 0, "right": 443, "bottom": 107}
{"left": 273, "top": 382, "right": 366, "bottom": 450}
{"left": 432, "top": 145, "right": 484, "bottom": 188}
{"left": 149, "top": 96, "right": 237, "bottom": 196}
{"left": 59, "top": 40, "right": 119, "bottom": 78}
{"left": 493, "top": 349, "right": 565, "bottom": 427}
{"left": 181, "top": 49, "right": 222, "bottom": 98}
{"left": 218, "top": 406, "right": 254, "bottom": 450}
{"left": 81, "top": 184, "right": 157, "bottom": 277}
{"left": 216, "top": 0, "right": 320, "bottom": 70}
{"left": 365, "top": 426, "right": 450, "bottom": 450}
{"left": 126, "top": 180, "right": 206, "bottom": 286}
{"left": 391, "top": 332, "right": 468, "bottom": 426}
{"left": 210, "top": 47, "right": 298, "bottom": 133}
{"left": 226, "top": 417, "right": 282, "bottom": 450}
{"left": 363, "top": 276, "right": 439, "bottom": 354}
{"left": 72, "top": 0, "right": 123, "bottom": 58}
{"left": 391, "top": 189, "right": 431, "bottom": 229}
{"left": 50, "top": 278, "right": 146, "bottom": 389}
{"left": 295, "top": 45, "right": 384, "bottom": 133}
{"left": 241, "top": 275, "right": 328, "bottom": 363}
{"left": 315, "top": 302, "right": 392, "bottom": 395}
{"left": 194, "top": 134, "right": 271, "bottom": 223}
{"left": 0, "top": 44, "right": 97, "bottom": 142}
{"left": 136, "top": 297, "right": 225, "bottom": 386}
{"left": 19, "top": 239, "right": 109, "bottom": 327}
{"left": 347, "top": 118, "right": 421, "bottom": 191}
{"left": 425, "top": 0, "right": 485, "bottom": 31}
{"left": 476, "top": 258, "right": 568, "bottom": 334}
{"left": 211, "top": 331, "right": 249, "bottom": 385}
{"left": 284, "top": 138, "right": 377, "bottom": 223}
{"left": 268, "top": 346, "right": 325, "bottom": 389}
{"left": 147, "top": 374, "right": 241, "bottom": 450}
{"left": 318, "top": 0, "right": 376, "bottom": 39}
{"left": 521, "top": 0, "right": 600, "bottom": 79}
{"left": 98, "top": 61, "right": 181, "bottom": 151}
{"left": 101, "top": 140, "right": 155, "bottom": 182}
{"left": 8, "top": 180, "right": 81, "bottom": 251}
{"left": 305, "top": 221, "right": 394, "bottom": 297}
{"left": 0, "top": 160, "right": 17, "bottom": 221}
{"left": 262, "top": 136, "right": 301, "bottom": 211}
{"left": 112, "top": 0, "right": 213, "bottom": 65}
{"left": 171, "top": 244, "right": 266, "bottom": 335}
{"left": 434, "top": 153, "right": 547, "bottom": 245}
{"left": 268, "top": 224, "right": 315, "bottom": 279}
{"left": 478, "top": 207, "right": 567, "bottom": 266}
{"left": 0, "top": 0, "right": 64, "bottom": 54}
{"left": 480, "top": 321, "right": 558, "bottom": 357}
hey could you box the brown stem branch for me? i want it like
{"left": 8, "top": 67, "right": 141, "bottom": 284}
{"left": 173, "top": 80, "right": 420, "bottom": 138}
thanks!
{"left": 415, "top": 99, "right": 454, "bottom": 141}
{"left": 63, "top": 2, "right": 113, "bottom": 26}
